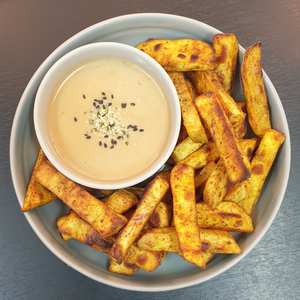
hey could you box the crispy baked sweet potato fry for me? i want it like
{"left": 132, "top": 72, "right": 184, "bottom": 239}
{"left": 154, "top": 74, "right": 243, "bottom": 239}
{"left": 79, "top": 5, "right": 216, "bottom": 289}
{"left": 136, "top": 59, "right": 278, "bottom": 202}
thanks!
{"left": 124, "top": 243, "right": 166, "bottom": 272}
{"left": 171, "top": 165, "right": 205, "bottom": 269}
{"left": 108, "top": 175, "right": 169, "bottom": 264}
{"left": 241, "top": 42, "right": 271, "bottom": 137}
{"left": 213, "top": 33, "right": 239, "bottom": 95}
{"left": 137, "top": 227, "right": 242, "bottom": 254}
{"left": 136, "top": 39, "right": 215, "bottom": 71}
{"left": 194, "top": 92, "right": 251, "bottom": 185}
{"left": 194, "top": 161, "right": 217, "bottom": 190}
{"left": 172, "top": 137, "right": 204, "bottom": 163}
{"left": 103, "top": 189, "right": 139, "bottom": 214}
{"left": 188, "top": 71, "right": 245, "bottom": 127}
{"left": 203, "top": 159, "right": 232, "bottom": 209}
{"left": 234, "top": 129, "right": 285, "bottom": 215}
{"left": 34, "top": 161, "right": 127, "bottom": 237}
{"left": 57, "top": 211, "right": 115, "bottom": 253}
{"left": 22, "top": 148, "right": 57, "bottom": 212}
{"left": 185, "top": 78, "right": 199, "bottom": 99}
{"left": 147, "top": 202, "right": 171, "bottom": 229}
{"left": 168, "top": 71, "right": 207, "bottom": 143}
{"left": 108, "top": 260, "right": 140, "bottom": 275}
{"left": 57, "top": 214, "right": 72, "bottom": 241}
{"left": 177, "top": 141, "right": 220, "bottom": 169}
{"left": 234, "top": 102, "right": 248, "bottom": 138}
{"left": 196, "top": 202, "right": 253, "bottom": 232}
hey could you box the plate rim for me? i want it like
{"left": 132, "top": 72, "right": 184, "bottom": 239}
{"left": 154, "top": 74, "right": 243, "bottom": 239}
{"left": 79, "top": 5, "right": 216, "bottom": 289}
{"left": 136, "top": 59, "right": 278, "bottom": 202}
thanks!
{"left": 9, "top": 12, "right": 291, "bottom": 292}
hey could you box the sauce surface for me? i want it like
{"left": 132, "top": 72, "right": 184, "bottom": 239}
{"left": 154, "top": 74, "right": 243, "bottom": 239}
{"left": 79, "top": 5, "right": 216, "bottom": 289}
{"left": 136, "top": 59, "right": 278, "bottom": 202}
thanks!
{"left": 47, "top": 58, "right": 170, "bottom": 182}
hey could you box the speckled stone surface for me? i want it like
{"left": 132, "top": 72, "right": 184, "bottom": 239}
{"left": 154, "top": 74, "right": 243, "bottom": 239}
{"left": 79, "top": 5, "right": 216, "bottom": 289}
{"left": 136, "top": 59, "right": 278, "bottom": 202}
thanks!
{"left": 1, "top": 0, "right": 299, "bottom": 299}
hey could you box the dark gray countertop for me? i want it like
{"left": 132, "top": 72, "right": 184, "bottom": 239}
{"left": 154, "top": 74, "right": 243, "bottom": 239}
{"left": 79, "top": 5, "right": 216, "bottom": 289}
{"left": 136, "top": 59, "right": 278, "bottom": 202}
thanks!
{"left": 1, "top": 0, "right": 300, "bottom": 299}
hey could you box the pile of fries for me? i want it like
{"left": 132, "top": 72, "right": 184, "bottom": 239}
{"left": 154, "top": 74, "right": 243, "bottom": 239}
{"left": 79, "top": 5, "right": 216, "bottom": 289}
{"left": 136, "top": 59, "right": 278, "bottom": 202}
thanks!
{"left": 22, "top": 34, "right": 285, "bottom": 275}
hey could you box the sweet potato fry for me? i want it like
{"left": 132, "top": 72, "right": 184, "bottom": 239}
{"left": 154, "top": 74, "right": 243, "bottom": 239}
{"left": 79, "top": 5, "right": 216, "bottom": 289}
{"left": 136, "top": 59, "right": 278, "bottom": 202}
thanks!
{"left": 34, "top": 161, "right": 127, "bottom": 237}
{"left": 108, "top": 260, "right": 140, "bottom": 275}
{"left": 125, "top": 187, "right": 144, "bottom": 199}
{"left": 188, "top": 71, "right": 245, "bottom": 127}
{"left": 235, "top": 129, "right": 285, "bottom": 215}
{"left": 57, "top": 214, "right": 72, "bottom": 241}
{"left": 196, "top": 202, "right": 253, "bottom": 232}
{"left": 136, "top": 39, "right": 215, "bottom": 71}
{"left": 137, "top": 227, "right": 242, "bottom": 254}
{"left": 108, "top": 175, "right": 169, "bottom": 264}
{"left": 124, "top": 243, "right": 166, "bottom": 272}
{"left": 185, "top": 78, "right": 199, "bottom": 99}
{"left": 234, "top": 102, "right": 248, "bottom": 138}
{"left": 103, "top": 189, "right": 139, "bottom": 214}
{"left": 194, "top": 92, "right": 251, "bottom": 185}
{"left": 213, "top": 33, "right": 239, "bottom": 95}
{"left": 22, "top": 148, "right": 57, "bottom": 212}
{"left": 172, "top": 136, "right": 204, "bottom": 163}
{"left": 168, "top": 71, "right": 207, "bottom": 143}
{"left": 57, "top": 211, "right": 114, "bottom": 253}
{"left": 203, "top": 159, "right": 232, "bottom": 209}
{"left": 177, "top": 141, "right": 220, "bottom": 169}
{"left": 171, "top": 165, "right": 205, "bottom": 268}
{"left": 241, "top": 42, "right": 271, "bottom": 137}
{"left": 195, "top": 161, "right": 217, "bottom": 190}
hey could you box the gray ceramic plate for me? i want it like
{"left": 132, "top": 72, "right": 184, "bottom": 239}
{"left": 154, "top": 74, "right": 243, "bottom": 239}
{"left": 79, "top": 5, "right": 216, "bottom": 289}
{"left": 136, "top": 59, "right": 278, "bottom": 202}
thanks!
{"left": 10, "top": 13, "right": 291, "bottom": 292}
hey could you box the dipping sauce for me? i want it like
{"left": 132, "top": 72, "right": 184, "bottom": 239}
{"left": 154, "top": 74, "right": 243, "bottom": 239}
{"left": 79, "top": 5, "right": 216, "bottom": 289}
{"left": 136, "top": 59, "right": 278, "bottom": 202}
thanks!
{"left": 47, "top": 58, "right": 170, "bottom": 182}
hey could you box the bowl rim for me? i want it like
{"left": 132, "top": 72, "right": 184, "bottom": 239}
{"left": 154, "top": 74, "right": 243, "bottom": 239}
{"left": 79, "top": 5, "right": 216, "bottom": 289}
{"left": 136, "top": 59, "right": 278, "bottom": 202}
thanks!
{"left": 9, "top": 13, "right": 291, "bottom": 292}
{"left": 33, "top": 41, "right": 181, "bottom": 190}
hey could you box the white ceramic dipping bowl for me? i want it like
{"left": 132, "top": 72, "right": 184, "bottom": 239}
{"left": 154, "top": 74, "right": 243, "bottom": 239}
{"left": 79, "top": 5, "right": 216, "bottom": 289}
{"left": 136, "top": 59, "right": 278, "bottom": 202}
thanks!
{"left": 34, "top": 42, "right": 181, "bottom": 189}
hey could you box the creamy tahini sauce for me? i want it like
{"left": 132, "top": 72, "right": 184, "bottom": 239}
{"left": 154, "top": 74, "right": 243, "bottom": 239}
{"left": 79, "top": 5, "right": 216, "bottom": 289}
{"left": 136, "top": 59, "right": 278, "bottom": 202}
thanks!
{"left": 47, "top": 58, "right": 170, "bottom": 182}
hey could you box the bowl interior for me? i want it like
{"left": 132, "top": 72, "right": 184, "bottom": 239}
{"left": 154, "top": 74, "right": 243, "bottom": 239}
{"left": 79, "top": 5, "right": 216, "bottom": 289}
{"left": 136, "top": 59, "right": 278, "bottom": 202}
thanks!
{"left": 34, "top": 42, "right": 180, "bottom": 189}
{"left": 10, "top": 13, "right": 290, "bottom": 292}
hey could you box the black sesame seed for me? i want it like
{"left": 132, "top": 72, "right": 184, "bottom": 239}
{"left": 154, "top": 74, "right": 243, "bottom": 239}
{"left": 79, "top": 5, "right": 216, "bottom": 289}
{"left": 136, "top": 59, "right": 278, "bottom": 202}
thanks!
{"left": 93, "top": 102, "right": 96, "bottom": 107}
{"left": 121, "top": 103, "right": 126, "bottom": 108}
{"left": 139, "top": 129, "right": 144, "bottom": 132}
{"left": 109, "top": 124, "right": 115, "bottom": 128}
{"left": 130, "top": 103, "right": 135, "bottom": 106}
{"left": 127, "top": 125, "right": 132, "bottom": 129}
{"left": 94, "top": 99, "right": 97, "bottom": 102}
{"left": 111, "top": 139, "right": 114, "bottom": 144}
{"left": 108, "top": 102, "right": 112, "bottom": 106}
{"left": 117, "top": 136, "right": 122, "bottom": 139}
{"left": 83, "top": 94, "right": 86, "bottom": 99}
{"left": 86, "top": 136, "right": 91, "bottom": 139}
{"left": 111, "top": 94, "right": 114, "bottom": 99}
{"left": 104, "top": 135, "right": 108, "bottom": 138}
{"left": 96, "top": 105, "right": 100, "bottom": 109}
{"left": 110, "top": 146, "right": 114, "bottom": 149}
{"left": 99, "top": 141, "right": 102, "bottom": 146}
{"left": 99, "top": 100, "right": 103, "bottom": 104}
{"left": 102, "top": 114, "right": 106, "bottom": 117}
{"left": 74, "top": 117, "right": 77, "bottom": 122}
{"left": 104, "top": 143, "right": 107, "bottom": 148}
{"left": 103, "top": 97, "right": 107, "bottom": 100}
{"left": 113, "top": 141, "right": 117, "bottom": 145}
{"left": 133, "top": 128, "right": 138, "bottom": 131}
{"left": 102, "top": 92, "right": 105, "bottom": 95}
{"left": 103, "top": 105, "right": 106, "bottom": 109}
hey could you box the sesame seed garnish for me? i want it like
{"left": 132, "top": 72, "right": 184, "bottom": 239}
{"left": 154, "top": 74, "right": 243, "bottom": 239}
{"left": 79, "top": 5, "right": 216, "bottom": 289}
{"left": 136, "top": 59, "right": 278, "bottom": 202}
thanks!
{"left": 110, "top": 146, "right": 114, "bottom": 149}
{"left": 111, "top": 94, "right": 114, "bottom": 99}
{"left": 103, "top": 97, "right": 107, "bottom": 100}
{"left": 74, "top": 117, "right": 77, "bottom": 122}
{"left": 130, "top": 103, "right": 135, "bottom": 106}
{"left": 99, "top": 100, "right": 103, "bottom": 104}
{"left": 104, "top": 135, "right": 108, "bottom": 138}
{"left": 83, "top": 94, "right": 86, "bottom": 99}
{"left": 121, "top": 103, "right": 126, "bottom": 108}
{"left": 93, "top": 102, "right": 96, "bottom": 107}
{"left": 86, "top": 136, "right": 91, "bottom": 139}
{"left": 103, "top": 105, "right": 106, "bottom": 109}
{"left": 102, "top": 92, "right": 105, "bottom": 95}
{"left": 104, "top": 143, "right": 107, "bottom": 148}
{"left": 117, "top": 136, "right": 122, "bottom": 139}
{"left": 96, "top": 105, "right": 100, "bottom": 109}
{"left": 99, "top": 141, "right": 102, "bottom": 146}
{"left": 108, "top": 103, "right": 112, "bottom": 106}
{"left": 127, "top": 125, "right": 132, "bottom": 129}
{"left": 139, "top": 129, "right": 144, "bottom": 132}
{"left": 133, "top": 128, "right": 138, "bottom": 131}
